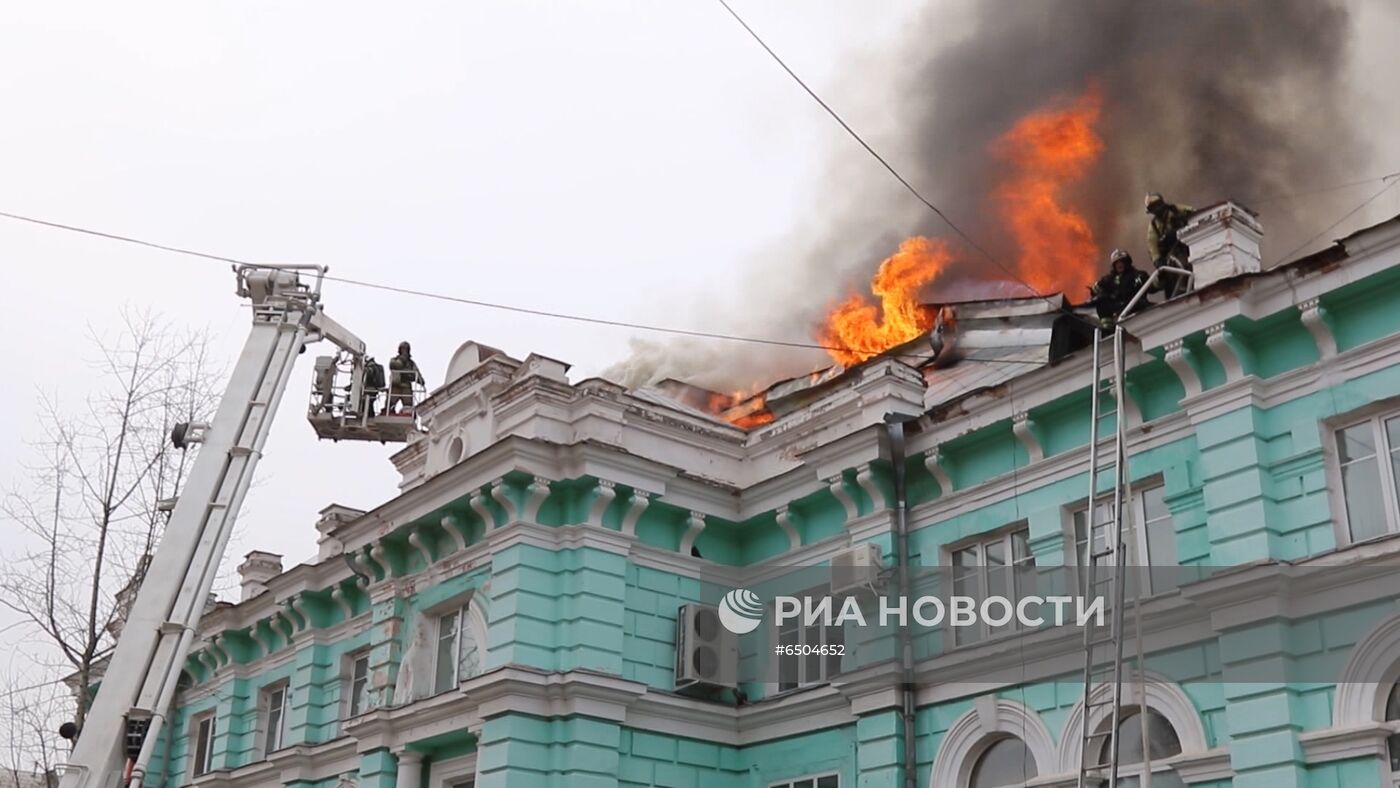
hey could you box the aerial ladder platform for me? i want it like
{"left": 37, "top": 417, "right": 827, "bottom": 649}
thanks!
{"left": 58, "top": 265, "right": 420, "bottom": 788}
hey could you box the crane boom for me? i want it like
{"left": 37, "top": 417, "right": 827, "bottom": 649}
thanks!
{"left": 59, "top": 265, "right": 363, "bottom": 788}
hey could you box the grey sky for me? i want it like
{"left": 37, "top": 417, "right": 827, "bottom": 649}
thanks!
{"left": 2, "top": 0, "right": 1398, "bottom": 653}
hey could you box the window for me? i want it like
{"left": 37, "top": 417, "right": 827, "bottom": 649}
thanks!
{"left": 769, "top": 774, "right": 838, "bottom": 788}
{"left": 260, "top": 682, "right": 289, "bottom": 755}
{"left": 1096, "top": 709, "right": 1185, "bottom": 787}
{"left": 1385, "top": 684, "right": 1400, "bottom": 778}
{"left": 775, "top": 591, "right": 844, "bottom": 692}
{"left": 970, "top": 736, "right": 1038, "bottom": 788}
{"left": 950, "top": 526, "right": 1036, "bottom": 646}
{"left": 190, "top": 713, "right": 215, "bottom": 776}
{"left": 1072, "top": 484, "right": 1178, "bottom": 596}
{"left": 347, "top": 650, "right": 371, "bottom": 717}
{"left": 433, "top": 606, "right": 482, "bottom": 694}
{"left": 1335, "top": 414, "right": 1400, "bottom": 542}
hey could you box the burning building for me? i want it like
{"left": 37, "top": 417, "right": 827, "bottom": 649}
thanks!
{"left": 150, "top": 203, "right": 1400, "bottom": 787}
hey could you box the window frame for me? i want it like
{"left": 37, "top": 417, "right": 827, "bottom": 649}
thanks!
{"left": 771, "top": 587, "right": 845, "bottom": 693}
{"left": 1329, "top": 408, "right": 1400, "bottom": 544}
{"left": 190, "top": 711, "right": 216, "bottom": 777}
{"left": 1096, "top": 707, "right": 1186, "bottom": 786}
{"left": 259, "top": 681, "right": 290, "bottom": 756}
{"left": 432, "top": 603, "right": 484, "bottom": 696}
{"left": 945, "top": 523, "right": 1036, "bottom": 647}
{"left": 346, "top": 648, "right": 371, "bottom": 718}
{"left": 1067, "top": 481, "right": 1176, "bottom": 597}
{"left": 768, "top": 772, "right": 840, "bottom": 788}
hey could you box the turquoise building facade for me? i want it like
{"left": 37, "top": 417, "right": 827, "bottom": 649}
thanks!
{"left": 147, "top": 206, "right": 1400, "bottom": 787}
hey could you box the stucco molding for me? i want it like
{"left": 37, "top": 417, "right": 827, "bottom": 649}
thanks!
{"left": 1163, "top": 338, "right": 1202, "bottom": 399}
{"left": 1203, "top": 323, "right": 1245, "bottom": 382}
{"left": 1335, "top": 609, "right": 1400, "bottom": 726}
{"left": 620, "top": 489, "right": 652, "bottom": 537}
{"left": 587, "top": 479, "right": 617, "bottom": 526}
{"left": 1299, "top": 723, "right": 1392, "bottom": 764}
{"left": 1298, "top": 297, "right": 1338, "bottom": 359}
{"left": 1054, "top": 673, "right": 1210, "bottom": 773}
{"left": 1012, "top": 411, "right": 1045, "bottom": 463}
{"left": 775, "top": 506, "right": 801, "bottom": 552}
{"left": 922, "top": 448, "right": 953, "bottom": 495}
{"left": 854, "top": 464, "right": 883, "bottom": 512}
{"left": 679, "top": 511, "right": 706, "bottom": 555}
{"left": 827, "top": 475, "right": 859, "bottom": 523}
{"left": 928, "top": 698, "right": 1057, "bottom": 788}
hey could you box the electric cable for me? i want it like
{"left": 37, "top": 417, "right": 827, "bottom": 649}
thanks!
{"left": 0, "top": 209, "right": 1044, "bottom": 366}
{"left": 1273, "top": 178, "right": 1400, "bottom": 266}
{"left": 1250, "top": 170, "right": 1400, "bottom": 206}
{"left": 710, "top": 0, "right": 1097, "bottom": 329}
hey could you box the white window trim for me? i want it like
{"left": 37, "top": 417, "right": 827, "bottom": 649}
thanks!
{"left": 344, "top": 648, "right": 371, "bottom": 721}
{"left": 768, "top": 772, "right": 840, "bottom": 788}
{"left": 189, "top": 711, "right": 216, "bottom": 778}
{"left": 1066, "top": 479, "right": 1175, "bottom": 597}
{"left": 768, "top": 587, "right": 844, "bottom": 693}
{"left": 430, "top": 752, "right": 479, "bottom": 788}
{"left": 1054, "top": 675, "right": 1209, "bottom": 773}
{"left": 943, "top": 523, "right": 1035, "bottom": 648}
{"left": 259, "top": 681, "right": 290, "bottom": 757}
{"left": 929, "top": 698, "right": 1057, "bottom": 788}
{"left": 425, "top": 595, "right": 487, "bottom": 697}
{"left": 1324, "top": 403, "right": 1400, "bottom": 545}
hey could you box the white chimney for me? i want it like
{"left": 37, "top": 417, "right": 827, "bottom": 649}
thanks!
{"left": 237, "top": 550, "right": 283, "bottom": 601}
{"left": 1179, "top": 200, "right": 1263, "bottom": 289}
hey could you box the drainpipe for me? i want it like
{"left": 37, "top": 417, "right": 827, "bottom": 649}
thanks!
{"left": 883, "top": 415, "right": 918, "bottom": 788}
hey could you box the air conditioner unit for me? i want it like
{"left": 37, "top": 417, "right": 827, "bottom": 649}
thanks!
{"left": 675, "top": 604, "right": 737, "bottom": 690}
{"left": 831, "top": 542, "right": 884, "bottom": 595}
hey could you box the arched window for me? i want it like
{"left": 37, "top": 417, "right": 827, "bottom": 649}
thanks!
{"left": 969, "top": 736, "right": 1037, "bottom": 788}
{"left": 1097, "top": 709, "right": 1186, "bottom": 787}
{"left": 1385, "top": 684, "right": 1400, "bottom": 775}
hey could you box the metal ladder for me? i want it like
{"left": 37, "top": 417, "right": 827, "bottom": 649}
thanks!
{"left": 1075, "top": 324, "right": 1134, "bottom": 788}
{"left": 1075, "top": 265, "right": 1192, "bottom": 787}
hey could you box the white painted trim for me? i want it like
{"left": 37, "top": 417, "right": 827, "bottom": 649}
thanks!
{"left": 927, "top": 698, "right": 1057, "bottom": 788}
{"left": 1013, "top": 411, "right": 1045, "bottom": 463}
{"left": 1163, "top": 339, "right": 1202, "bottom": 399}
{"left": 1054, "top": 673, "right": 1209, "bottom": 773}
{"left": 1204, "top": 323, "right": 1244, "bottom": 382}
{"left": 588, "top": 479, "right": 616, "bottom": 526}
{"left": 1335, "top": 609, "right": 1400, "bottom": 726}
{"left": 430, "top": 752, "right": 479, "bottom": 788}
{"left": 828, "top": 476, "right": 859, "bottom": 523}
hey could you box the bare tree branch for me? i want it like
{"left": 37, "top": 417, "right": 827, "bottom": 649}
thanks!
{"left": 0, "top": 310, "right": 223, "bottom": 739}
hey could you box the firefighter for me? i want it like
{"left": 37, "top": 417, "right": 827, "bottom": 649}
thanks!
{"left": 1146, "top": 192, "right": 1195, "bottom": 298}
{"left": 387, "top": 341, "right": 423, "bottom": 415}
{"left": 1090, "top": 248, "right": 1150, "bottom": 326}
{"left": 362, "top": 356, "right": 385, "bottom": 418}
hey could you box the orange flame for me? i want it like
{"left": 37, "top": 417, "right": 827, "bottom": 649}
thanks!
{"left": 818, "top": 236, "right": 952, "bottom": 366}
{"left": 814, "top": 87, "right": 1104, "bottom": 368}
{"left": 992, "top": 87, "right": 1104, "bottom": 295}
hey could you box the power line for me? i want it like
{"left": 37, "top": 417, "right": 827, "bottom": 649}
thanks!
{"left": 710, "top": 0, "right": 1087, "bottom": 324}
{"left": 1251, "top": 170, "right": 1400, "bottom": 206}
{"left": 1274, "top": 178, "right": 1400, "bottom": 266}
{"left": 0, "top": 208, "right": 1042, "bottom": 365}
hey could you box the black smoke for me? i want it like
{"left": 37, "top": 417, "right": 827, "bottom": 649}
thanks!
{"left": 607, "top": 0, "right": 1370, "bottom": 390}
{"left": 893, "top": 0, "right": 1363, "bottom": 278}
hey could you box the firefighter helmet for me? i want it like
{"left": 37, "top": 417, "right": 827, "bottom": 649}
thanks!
{"left": 1110, "top": 248, "right": 1132, "bottom": 265}
{"left": 1145, "top": 192, "right": 1165, "bottom": 213}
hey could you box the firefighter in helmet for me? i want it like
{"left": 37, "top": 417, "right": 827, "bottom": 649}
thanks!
{"left": 386, "top": 341, "right": 423, "bottom": 415}
{"left": 1090, "top": 248, "right": 1151, "bottom": 326}
{"left": 1146, "top": 192, "right": 1195, "bottom": 298}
